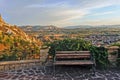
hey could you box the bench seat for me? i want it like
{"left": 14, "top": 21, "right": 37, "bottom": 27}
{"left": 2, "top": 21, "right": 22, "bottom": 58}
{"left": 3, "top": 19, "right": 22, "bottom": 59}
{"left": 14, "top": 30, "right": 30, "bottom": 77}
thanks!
{"left": 54, "top": 60, "right": 94, "bottom": 65}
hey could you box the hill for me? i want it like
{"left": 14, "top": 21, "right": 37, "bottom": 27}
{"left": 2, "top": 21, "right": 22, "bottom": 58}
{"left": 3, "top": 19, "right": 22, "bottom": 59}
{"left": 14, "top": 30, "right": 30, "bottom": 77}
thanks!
{"left": 64, "top": 25, "right": 93, "bottom": 29}
{"left": 64, "top": 25, "right": 120, "bottom": 29}
{"left": 0, "top": 15, "right": 42, "bottom": 51}
{"left": 20, "top": 25, "right": 62, "bottom": 31}
{"left": 0, "top": 15, "right": 43, "bottom": 60}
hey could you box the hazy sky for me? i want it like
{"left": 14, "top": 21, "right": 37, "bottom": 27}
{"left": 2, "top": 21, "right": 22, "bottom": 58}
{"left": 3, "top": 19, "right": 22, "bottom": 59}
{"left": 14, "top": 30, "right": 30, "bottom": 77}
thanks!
{"left": 0, "top": 0, "right": 120, "bottom": 27}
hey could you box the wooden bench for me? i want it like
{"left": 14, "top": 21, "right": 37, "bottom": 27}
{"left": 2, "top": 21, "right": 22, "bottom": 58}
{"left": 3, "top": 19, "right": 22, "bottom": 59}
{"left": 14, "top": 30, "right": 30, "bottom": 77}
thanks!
{"left": 53, "top": 51, "right": 96, "bottom": 75}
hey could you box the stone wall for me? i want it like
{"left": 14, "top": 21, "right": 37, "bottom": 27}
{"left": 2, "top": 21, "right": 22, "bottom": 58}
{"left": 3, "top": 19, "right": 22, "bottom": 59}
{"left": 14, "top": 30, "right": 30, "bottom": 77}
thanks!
{"left": 107, "top": 46, "right": 119, "bottom": 66}
{"left": 0, "top": 60, "right": 42, "bottom": 71}
{"left": 40, "top": 48, "right": 49, "bottom": 62}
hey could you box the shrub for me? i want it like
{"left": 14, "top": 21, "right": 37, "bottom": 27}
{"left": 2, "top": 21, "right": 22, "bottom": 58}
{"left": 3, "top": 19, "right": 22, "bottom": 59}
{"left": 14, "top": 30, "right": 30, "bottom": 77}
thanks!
{"left": 117, "top": 48, "right": 120, "bottom": 67}
{"left": 89, "top": 46, "right": 109, "bottom": 69}
{"left": 48, "top": 39, "right": 91, "bottom": 56}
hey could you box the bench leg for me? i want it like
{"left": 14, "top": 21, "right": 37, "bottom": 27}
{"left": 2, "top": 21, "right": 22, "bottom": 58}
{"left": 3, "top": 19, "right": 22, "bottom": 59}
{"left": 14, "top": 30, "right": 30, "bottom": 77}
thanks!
{"left": 53, "top": 65, "right": 56, "bottom": 78}
{"left": 92, "top": 64, "right": 96, "bottom": 76}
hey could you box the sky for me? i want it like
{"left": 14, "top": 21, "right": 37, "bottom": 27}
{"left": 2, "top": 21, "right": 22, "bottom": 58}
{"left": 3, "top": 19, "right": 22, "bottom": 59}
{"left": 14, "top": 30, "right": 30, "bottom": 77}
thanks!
{"left": 0, "top": 0, "right": 120, "bottom": 27}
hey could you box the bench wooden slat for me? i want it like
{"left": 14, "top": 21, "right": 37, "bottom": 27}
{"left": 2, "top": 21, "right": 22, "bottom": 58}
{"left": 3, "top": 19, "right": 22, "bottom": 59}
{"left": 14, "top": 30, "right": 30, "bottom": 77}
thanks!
{"left": 56, "top": 51, "right": 90, "bottom": 54}
{"left": 56, "top": 56, "right": 90, "bottom": 59}
{"left": 54, "top": 60, "right": 94, "bottom": 65}
{"left": 56, "top": 53, "right": 90, "bottom": 56}
{"left": 56, "top": 55, "right": 90, "bottom": 59}
{"left": 56, "top": 52, "right": 91, "bottom": 59}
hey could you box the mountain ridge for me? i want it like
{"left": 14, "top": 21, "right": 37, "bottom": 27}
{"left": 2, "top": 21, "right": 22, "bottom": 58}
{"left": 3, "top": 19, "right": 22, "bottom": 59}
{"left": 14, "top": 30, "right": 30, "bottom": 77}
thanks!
{"left": 20, "top": 24, "right": 120, "bottom": 30}
{"left": 64, "top": 25, "right": 120, "bottom": 29}
{"left": 20, "top": 25, "right": 63, "bottom": 31}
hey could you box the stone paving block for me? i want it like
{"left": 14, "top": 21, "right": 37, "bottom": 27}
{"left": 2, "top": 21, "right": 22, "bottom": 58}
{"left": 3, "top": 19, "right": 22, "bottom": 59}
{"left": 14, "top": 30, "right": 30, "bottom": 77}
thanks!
{"left": 11, "top": 75, "right": 19, "bottom": 79}
{"left": 0, "top": 74, "right": 8, "bottom": 78}
{"left": 5, "top": 75, "right": 12, "bottom": 79}
{"left": 0, "top": 61, "right": 120, "bottom": 80}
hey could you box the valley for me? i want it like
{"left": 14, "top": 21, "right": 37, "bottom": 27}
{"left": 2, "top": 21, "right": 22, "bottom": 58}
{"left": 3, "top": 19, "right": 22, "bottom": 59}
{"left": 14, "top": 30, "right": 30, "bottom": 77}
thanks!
{"left": 21, "top": 25, "right": 120, "bottom": 47}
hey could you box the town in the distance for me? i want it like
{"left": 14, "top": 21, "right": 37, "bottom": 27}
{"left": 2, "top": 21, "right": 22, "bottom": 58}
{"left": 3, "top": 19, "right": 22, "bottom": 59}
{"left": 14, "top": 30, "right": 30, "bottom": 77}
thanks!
{"left": 21, "top": 23, "right": 120, "bottom": 47}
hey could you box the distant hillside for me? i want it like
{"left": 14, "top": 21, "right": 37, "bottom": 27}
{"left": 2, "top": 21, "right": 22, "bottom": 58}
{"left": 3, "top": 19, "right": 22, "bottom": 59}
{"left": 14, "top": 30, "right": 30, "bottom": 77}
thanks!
{"left": 64, "top": 25, "right": 93, "bottom": 29}
{"left": 20, "top": 24, "right": 120, "bottom": 31}
{"left": 20, "top": 25, "right": 62, "bottom": 31}
{"left": 64, "top": 25, "right": 120, "bottom": 29}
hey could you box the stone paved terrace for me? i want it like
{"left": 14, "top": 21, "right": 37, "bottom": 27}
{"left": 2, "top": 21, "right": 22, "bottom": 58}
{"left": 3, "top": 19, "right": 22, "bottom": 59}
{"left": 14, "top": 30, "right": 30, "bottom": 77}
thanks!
{"left": 0, "top": 61, "right": 120, "bottom": 80}
{"left": 0, "top": 48, "right": 120, "bottom": 80}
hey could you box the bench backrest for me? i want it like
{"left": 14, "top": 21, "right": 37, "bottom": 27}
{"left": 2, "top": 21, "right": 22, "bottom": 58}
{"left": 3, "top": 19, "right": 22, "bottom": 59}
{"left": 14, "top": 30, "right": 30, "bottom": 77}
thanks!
{"left": 55, "top": 51, "right": 91, "bottom": 59}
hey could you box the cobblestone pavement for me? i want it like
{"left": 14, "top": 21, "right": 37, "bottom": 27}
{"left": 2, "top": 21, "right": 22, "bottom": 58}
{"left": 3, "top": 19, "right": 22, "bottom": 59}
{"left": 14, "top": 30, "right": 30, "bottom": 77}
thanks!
{"left": 0, "top": 62, "right": 120, "bottom": 80}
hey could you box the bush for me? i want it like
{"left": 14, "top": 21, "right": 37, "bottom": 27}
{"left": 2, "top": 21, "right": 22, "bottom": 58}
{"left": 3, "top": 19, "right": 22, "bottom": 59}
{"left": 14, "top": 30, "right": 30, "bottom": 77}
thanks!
{"left": 48, "top": 39, "right": 92, "bottom": 56}
{"left": 90, "top": 46, "right": 109, "bottom": 69}
{"left": 117, "top": 48, "right": 120, "bottom": 67}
